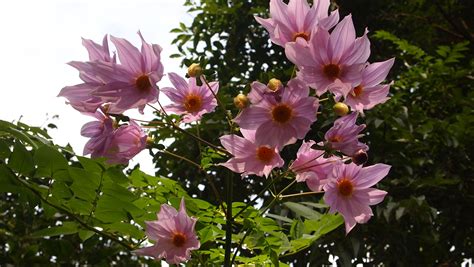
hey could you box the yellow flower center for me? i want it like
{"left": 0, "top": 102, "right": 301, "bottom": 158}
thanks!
{"left": 337, "top": 178, "right": 354, "bottom": 197}
{"left": 323, "top": 64, "right": 341, "bottom": 81}
{"left": 135, "top": 74, "right": 152, "bottom": 92}
{"left": 271, "top": 104, "right": 293, "bottom": 124}
{"left": 172, "top": 232, "right": 187, "bottom": 247}
{"left": 256, "top": 146, "right": 275, "bottom": 163}
{"left": 184, "top": 94, "right": 203, "bottom": 113}
{"left": 329, "top": 135, "right": 342, "bottom": 143}
{"left": 292, "top": 32, "right": 310, "bottom": 42}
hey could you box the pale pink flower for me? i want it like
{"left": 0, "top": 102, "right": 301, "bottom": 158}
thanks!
{"left": 135, "top": 198, "right": 200, "bottom": 264}
{"left": 290, "top": 140, "right": 339, "bottom": 190}
{"left": 285, "top": 15, "right": 370, "bottom": 97}
{"left": 58, "top": 35, "right": 115, "bottom": 113}
{"left": 219, "top": 129, "right": 284, "bottom": 178}
{"left": 323, "top": 162, "right": 390, "bottom": 233}
{"left": 325, "top": 112, "right": 368, "bottom": 156}
{"left": 343, "top": 58, "right": 395, "bottom": 113}
{"left": 255, "top": 0, "right": 339, "bottom": 47}
{"left": 161, "top": 73, "right": 219, "bottom": 123}
{"left": 81, "top": 110, "right": 115, "bottom": 158}
{"left": 103, "top": 120, "right": 147, "bottom": 164}
{"left": 234, "top": 78, "right": 319, "bottom": 149}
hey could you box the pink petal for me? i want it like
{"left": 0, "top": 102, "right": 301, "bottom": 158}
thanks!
{"left": 329, "top": 15, "right": 356, "bottom": 63}
{"left": 362, "top": 58, "right": 395, "bottom": 87}
{"left": 341, "top": 28, "right": 371, "bottom": 65}
{"left": 219, "top": 134, "right": 255, "bottom": 157}
{"left": 110, "top": 35, "right": 143, "bottom": 74}
{"left": 354, "top": 163, "right": 391, "bottom": 188}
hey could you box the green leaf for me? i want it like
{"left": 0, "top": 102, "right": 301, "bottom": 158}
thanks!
{"left": 8, "top": 141, "right": 34, "bottom": 175}
{"left": 0, "top": 140, "right": 11, "bottom": 159}
{"left": 34, "top": 145, "right": 68, "bottom": 177}
{"left": 105, "top": 222, "right": 144, "bottom": 239}
{"left": 31, "top": 222, "right": 78, "bottom": 238}
{"left": 78, "top": 230, "right": 95, "bottom": 242}
{"left": 283, "top": 202, "right": 322, "bottom": 220}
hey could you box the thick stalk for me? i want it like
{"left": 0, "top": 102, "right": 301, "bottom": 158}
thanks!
{"left": 224, "top": 173, "right": 233, "bottom": 266}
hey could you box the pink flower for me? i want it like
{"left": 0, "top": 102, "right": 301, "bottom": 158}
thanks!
{"left": 58, "top": 35, "right": 116, "bottom": 113}
{"left": 290, "top": 140, "right": 339, "bottom": 190}
{"left": 325, "top": 112, "right": 368, "bottom": 156}
{"left": 323, "top": 162, "right": 390, "bottom": 233}
{"left": 134, "top": 198, "right": 200, "bottom": 264}
{"left": 161, "top": 73, "right": 219, "bottom": 123}
{"left": 65, "top": 31, "right": 164, "bottom": 114}
{"left": 219, "top": 129, "right": 284, "bottom": 177}
{"left": 103, "top": 120, "right": 147, "bottom": 164}
{"left": 285, "top": 15, "right": 370, "bottom": 97}
{"left": 255, "top": 0, "right": 339, "bottom": 47}
{"left": 247, "top": 80, "right": 283, "bottom": 105}
{"left": 343, "top": 58, "right": 395, "bottom": 113}
{"left": 81, "top": 110, "right": 115, "bottom": 158}
{"left": 234, "top": 78, "right": 319, "bottom": 149}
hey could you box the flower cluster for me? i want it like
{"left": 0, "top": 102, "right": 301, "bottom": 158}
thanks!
{"left": 219, "top": 0, "right": 394, "bottom": 233}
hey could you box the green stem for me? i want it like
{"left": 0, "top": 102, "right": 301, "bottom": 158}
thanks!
{"left": 232, "top": 177, "right": 279, "bottom": 220}
{"left": 201, "top": 76, "right": 234, "bottom": 132}
{"left": 224, "top": 173, "right": 234, "bottom": 266}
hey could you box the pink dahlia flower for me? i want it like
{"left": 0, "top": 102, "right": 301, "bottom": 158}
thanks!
{"left": 134, "top": 198, "right": 200, "bottom": 264}
{"left": 103, "top": 120, "right": 147, "bottom": 164}
{"left": 58, "top": 35, "right": 116, "bottom": 113}
{"left": 219, "top": 129, "right": 284, "bottom": 178}
{"left": 343, "top": 58, "right": 395, "bottom": 113}
{"left": 161, "top": 72, "right": 219, "bottom": 123}
{"left": 234, "top": 78, "right": 319, "bottom": 149}
{"left": 290, "top": 140, "right": 339, "bottom": 190}
{"left": 255, "top": 0, "right": 339, "bottom": 47}
{"left": 323, "top": 162, "right": 390, "bottom": 233}
{"left": 285, "top": 15, "right": 370, "bottom": 97}
{"left": 81, "top": 110, "right": 115, "bottom": 158}
{"left": 325, "top": 112, "right": 368, "bottom": 156}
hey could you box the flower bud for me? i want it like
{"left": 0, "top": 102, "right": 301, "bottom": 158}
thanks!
{"left": 267, "top": 78, "right": 283, "bottom": 92}
{"left": 146, "top": 136, "right": 155, "bottom": 147}
{"left": 351, "top": 149, "right": 368, "bottom": 165}
{"left": 233, "top": 93, "right": 249, "bottom": 109}
{"left": 333, "top": 102, "right": 349, "bottom": 116}
{"left": 187, "top": 63, "right": 202, "bottom": 77}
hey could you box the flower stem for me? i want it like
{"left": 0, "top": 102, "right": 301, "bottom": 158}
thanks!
{"left": 224, "top": 172, "right": 234, "bottom": 266}
{"left": 201, "top": 76, "right": 234, "bottom": 132}
{"left": 280, "top": 190, "right": 324, "bottom": 199}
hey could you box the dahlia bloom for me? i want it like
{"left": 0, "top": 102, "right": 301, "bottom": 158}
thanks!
{"left": 255, "top": 0, "right": 339, "bottom": 47}
{"left": 103, "top": 120, "right": 147, "bottom": 164}
{"left": 234, "top": 78, "right": 319, "bottom": 149}
{"left": 58, "top": 35, "right": 115, "bottom": 113}
{"left": 323, "top": 162, "right": 390, "bottom": 233}
{"left": 290, "top": 140, "right": 339, "bottom": 190}
{"left": 285, "top": 15, "right": 370, "bottom": 97}
{"left": 161, "top": 72, "right": 219, "bottom": 123}
{"left": 219, "top": 129, "right": 284, "bottom": 178}
{"left": 63, "top": 32, "right": 164, "bottom": 114}
{"left": 325, "top": 112, "right": 368, "bottom": 156}
{"left": 81, "top": 110, "right": 115, "bottom": 158}
{"left": 343, "top": 58, "right": 395, "bottom": 113}
{"left": 134, "top": 198, "right": 200, "bottom": 264}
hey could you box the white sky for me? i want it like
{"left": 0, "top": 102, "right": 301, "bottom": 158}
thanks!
{"left": 0, "top": 0, "right": 193, "bottom": 174}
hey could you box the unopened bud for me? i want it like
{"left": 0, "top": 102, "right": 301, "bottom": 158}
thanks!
{"left": 351, "top": 149, "right": 368, "bottom": 165}
{"left": 233, "top": 93, "right": 249, "bottom": 109}
{"left": 333, "top": 102, "right": 349, "bottom": 116}
{"left": 146, "top": 136, "right": 155, "bottom": 147}
{"left": 187, "top": 63, "right": 202, "bottom": 77}
{"left": 267, "top": 78, "right": 283, "bottom": 92}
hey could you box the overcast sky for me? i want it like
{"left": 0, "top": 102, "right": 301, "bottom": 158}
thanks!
{"left": 0, "top": 0, "right": 193, "bottom": 174}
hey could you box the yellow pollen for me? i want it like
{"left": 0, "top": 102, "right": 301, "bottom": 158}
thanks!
{"left": 353, "top": 85, "right": 363, "bottom": 97}
{"left": 172, "top": 232, "right": 187, "bottom": 247}
{"left": 135, "top": 75, "right": 152, "bottom": 92}
{"left": 323, "top": 64, "right": 341, "bottom": 80}
{"left": 292, "top": 32, "right": 310, "bottom": 42}
{"left": 183, "top": 94, "right": 203, "bottom": 113}
{"left": 256, "top": 146, "right": 275, "bottom": 163}
{"left": 271, "top": 104, "right": 293, "bottom": 124}
{"left": 337, "top": 178, "right": 354, "bottom": 197}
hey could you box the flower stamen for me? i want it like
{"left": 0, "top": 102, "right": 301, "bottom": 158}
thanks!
{"left": 172, "top": 232, "right": 187, "bottom": 247}
{"left": 135, "top": 75, "right": 152, "bottom": 92}
{"left": 256, "top": 146, "right": 275, "bottom": 163}
{"left": 271, "top": 104, "right": 293, "bottom": 124}
{"left": 323, "top": 64, "right": 341, "bottom": 81}
{"left": 337, "top": 178, "right": 354, "bottom": 197}
{"left": 183, "top": 94, "right": 203, "bottom": 113}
